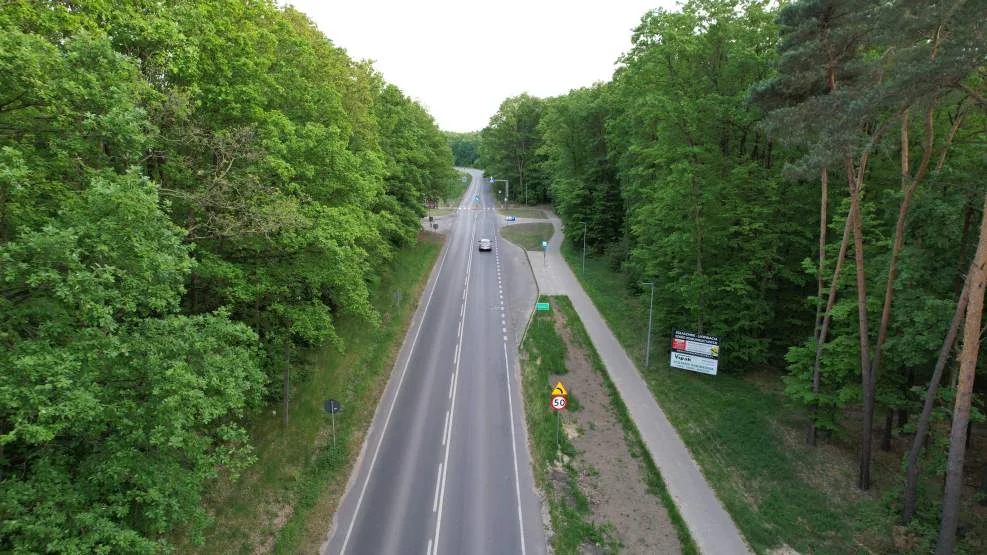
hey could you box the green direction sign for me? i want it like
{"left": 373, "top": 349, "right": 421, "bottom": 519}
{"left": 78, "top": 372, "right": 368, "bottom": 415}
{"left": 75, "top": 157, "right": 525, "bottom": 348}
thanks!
{"left": 535, "top": 302, "right": 550, "bottom": 311}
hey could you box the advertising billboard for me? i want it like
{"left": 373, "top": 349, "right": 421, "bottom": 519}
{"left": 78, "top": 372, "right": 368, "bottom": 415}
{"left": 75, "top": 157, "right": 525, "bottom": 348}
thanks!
{"left": 670, "top": 330, "right": 720, "bottom": 375}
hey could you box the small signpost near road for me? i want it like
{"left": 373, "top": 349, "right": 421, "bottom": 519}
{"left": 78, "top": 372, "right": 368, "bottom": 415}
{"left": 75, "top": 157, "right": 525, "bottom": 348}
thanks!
{"left": 323, "top": 399, "right": 342, "bottom": 450}
{"left": 669, "top": 330, "right": 720, "bottom": 375}
{"left": 542, "top": 240, "right": 549, "bottom": 265}
{"left": 550, "top": 381, "right": 568, "bottom": 448}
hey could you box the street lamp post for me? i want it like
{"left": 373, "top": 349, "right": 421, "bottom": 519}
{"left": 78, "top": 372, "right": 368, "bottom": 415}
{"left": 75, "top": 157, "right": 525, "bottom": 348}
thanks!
{"left": 489, "top": 178, "right": 509, "bottom": 209}
{"left": 641, "top": 281, "right": 655, "bottom": 369}
{"left": 582, "top": 221, "right": 587, "bottom": 274}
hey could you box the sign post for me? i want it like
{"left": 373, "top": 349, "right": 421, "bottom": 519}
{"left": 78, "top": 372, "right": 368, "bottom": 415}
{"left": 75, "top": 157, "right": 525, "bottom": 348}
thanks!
{"left": 542, "top": 240, "right": 549, "bottom": 266}
{"left": 323, "top": 399, "right": 342, "bottom": 451}
{"left": 669, "top": 331, "right": 720, "bottom": 375}
{"left": 551, "top": 382, "right": 568, "bottom": 449}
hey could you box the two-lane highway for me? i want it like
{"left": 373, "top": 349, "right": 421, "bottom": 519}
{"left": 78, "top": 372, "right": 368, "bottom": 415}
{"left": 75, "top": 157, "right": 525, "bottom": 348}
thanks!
{"left": 322, "top": 170, "right": 545, "bottom": 555}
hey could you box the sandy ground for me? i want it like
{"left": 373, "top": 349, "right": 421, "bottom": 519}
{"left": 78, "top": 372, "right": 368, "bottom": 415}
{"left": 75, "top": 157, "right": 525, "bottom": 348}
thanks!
{"left": 550, "top": 311, "right": 681, "bottom": 555}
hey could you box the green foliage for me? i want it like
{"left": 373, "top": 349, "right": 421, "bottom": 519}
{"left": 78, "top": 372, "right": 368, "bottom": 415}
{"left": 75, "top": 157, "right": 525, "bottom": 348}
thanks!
{"left": 445, "top": 131, "right": 481, "bottom": 167}
{"left": 0, "top": 173, "right": 264, "bottom": 551}
{"left": 538, "top": 85, "right": 624, "bottom": 252}
{"left": 500, "top": 222, "right": 555, "bottom": 252}
{"left": 479, "top": 93, "right": 550, "bottom": 205}
{"left": 485, "top": 0, "right": 985, "bottom": 545}
{"left": 1, "top": 1, "right": 455, "bottom": 551}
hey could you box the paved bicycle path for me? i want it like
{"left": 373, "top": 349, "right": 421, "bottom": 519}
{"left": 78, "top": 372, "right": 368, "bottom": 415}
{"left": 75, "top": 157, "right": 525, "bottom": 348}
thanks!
{"left": 521, "top": 213, "right": 751, "bottom": 555}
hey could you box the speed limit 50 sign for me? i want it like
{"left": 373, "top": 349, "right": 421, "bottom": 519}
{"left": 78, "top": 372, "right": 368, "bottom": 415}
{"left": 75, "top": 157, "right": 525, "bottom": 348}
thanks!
{"left": 550, "top": 381, "right": 568, "bottom": 411}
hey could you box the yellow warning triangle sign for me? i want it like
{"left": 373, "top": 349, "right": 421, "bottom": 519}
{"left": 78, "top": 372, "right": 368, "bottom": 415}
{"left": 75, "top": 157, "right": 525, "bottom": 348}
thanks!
{"left": 551, "top": 381, "right": 567, "bottom": 396}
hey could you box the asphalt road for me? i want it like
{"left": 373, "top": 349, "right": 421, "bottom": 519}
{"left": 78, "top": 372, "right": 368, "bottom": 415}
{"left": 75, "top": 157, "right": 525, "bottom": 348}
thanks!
{"left": 322, "top": 170, "right": 546, "bottom": 555}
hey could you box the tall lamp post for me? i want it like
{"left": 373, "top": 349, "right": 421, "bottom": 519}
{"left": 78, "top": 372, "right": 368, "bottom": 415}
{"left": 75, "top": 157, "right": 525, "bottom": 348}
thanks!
{"left": 641, "top": 281, "right": 655, "bottom": 369}
{"left": 489, "top": 178, "right": 509, "bottom": 209}
{"left": 581, "top": 220, "right": 587, "bottom": 274}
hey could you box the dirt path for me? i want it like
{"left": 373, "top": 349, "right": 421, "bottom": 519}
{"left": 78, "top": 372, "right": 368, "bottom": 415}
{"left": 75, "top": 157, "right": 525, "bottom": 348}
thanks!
{"left": 550, "top": 311, "right": 681, "bottom": 554}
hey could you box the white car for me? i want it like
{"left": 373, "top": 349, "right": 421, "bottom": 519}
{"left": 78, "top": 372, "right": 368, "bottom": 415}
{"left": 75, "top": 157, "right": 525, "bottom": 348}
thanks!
{"left": 478, "top": 238, "right": 492, "bottom": 252}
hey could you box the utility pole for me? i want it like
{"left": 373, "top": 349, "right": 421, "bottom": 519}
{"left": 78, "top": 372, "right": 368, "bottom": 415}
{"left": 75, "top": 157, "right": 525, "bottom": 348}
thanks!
{"left": 641, "top": 282, "right": 655, "bottom": 369}
{"left": 490, "top": 178, "right": 509, "bottom": 209}
{"left": 582, "top": 221, "right": 587, "bottom": 274}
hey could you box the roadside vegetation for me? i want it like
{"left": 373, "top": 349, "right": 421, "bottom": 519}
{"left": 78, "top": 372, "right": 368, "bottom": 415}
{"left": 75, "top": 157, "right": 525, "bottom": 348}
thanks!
{"left": 561, "top": 244, "right": 905, "bottom": 553}
{"left": 501, "top": 222, "right": 555, "bottom": 251}
{"left": 480, "top": 0, "right": 986, "bottom": 550}
{"left": 1, "top": 2, "right": 457, "bottom": 552}
{"left": 522, "top": 295, "right": 696, "bottom": 554}
{"left": 501, "top": 207, "right": 549, "bottom": 219}
{"left": 179, "top": 234, "right": 443, "bottom": 553}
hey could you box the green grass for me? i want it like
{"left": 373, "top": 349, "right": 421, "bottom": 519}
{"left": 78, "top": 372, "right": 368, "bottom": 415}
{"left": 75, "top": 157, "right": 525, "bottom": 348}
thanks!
{"left": 428, "top": 208, "right": 456, "bottom": 217}
{"left": 553, "top": 296, "right": 699, "bottom": 555}
{"left": 448, "top": 170, "right": 470, "bottom": 205}
{"left": 500, "top": 207, "right": 548, "bottom": 219}
{"left": 521, "top": 297, "right": 612, "bottom": 553}
{"left": 501, "top": 222, "right": 555, "bottom": 251}
{"left": 559, "top": 242, "right": 898, "bottom": 554}
{"left": 179, "top": 233, "right": 444, "bottom": 554}
{"left": 521, "top": 295, "right": 696, "bottom": 554}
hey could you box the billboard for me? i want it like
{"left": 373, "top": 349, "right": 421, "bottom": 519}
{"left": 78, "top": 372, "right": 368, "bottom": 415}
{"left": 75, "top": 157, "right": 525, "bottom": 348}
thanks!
{"left": 670, "top": 330, "right": 720, "bottom": 375}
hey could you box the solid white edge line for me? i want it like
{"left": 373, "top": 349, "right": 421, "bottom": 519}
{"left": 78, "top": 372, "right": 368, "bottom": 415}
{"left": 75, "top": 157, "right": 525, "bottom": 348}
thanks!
{"left": 442, "top": 411, "right": 450, "bottom": 446}
{"left": 427, "top": 538, "right": 433, "bottom": 555}
{"left": 432, "top": 464, "right": 442, "bottom": 512}
{"left": 504, "top": 342, "right": 527, "bottom": 555}
{"left": 337, "top": 215, "right": 454, "bottom": 555}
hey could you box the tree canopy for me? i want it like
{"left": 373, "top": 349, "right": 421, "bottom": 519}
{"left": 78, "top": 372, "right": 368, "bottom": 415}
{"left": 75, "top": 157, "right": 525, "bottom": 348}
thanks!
{"left": 1, "top": 1, "right": 456, "bottom": 550}
{"left": 480, "top": 0, "right": 986, "bottom": 549}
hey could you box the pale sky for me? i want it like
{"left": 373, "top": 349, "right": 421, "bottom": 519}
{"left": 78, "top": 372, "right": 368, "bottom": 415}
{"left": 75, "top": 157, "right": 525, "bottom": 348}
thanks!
{"left": 282, "top": 1, "right": 681, "bottom": 132}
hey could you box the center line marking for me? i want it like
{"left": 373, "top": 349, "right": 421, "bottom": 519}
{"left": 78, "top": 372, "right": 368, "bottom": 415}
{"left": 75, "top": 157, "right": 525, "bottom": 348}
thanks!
{"left": 336, "top": 222, "right": 454, "bottom": 555}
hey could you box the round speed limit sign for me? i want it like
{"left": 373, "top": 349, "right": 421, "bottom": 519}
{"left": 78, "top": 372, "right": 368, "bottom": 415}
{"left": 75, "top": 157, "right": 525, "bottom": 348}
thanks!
{"left": 551, "top": 395, "right": 567, "bottom": 411}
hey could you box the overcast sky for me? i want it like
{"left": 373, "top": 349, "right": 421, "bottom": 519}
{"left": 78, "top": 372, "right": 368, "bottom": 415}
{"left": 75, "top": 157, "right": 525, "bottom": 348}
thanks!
{"left": 282, "top": 1, "right": 681, "bottom": 133}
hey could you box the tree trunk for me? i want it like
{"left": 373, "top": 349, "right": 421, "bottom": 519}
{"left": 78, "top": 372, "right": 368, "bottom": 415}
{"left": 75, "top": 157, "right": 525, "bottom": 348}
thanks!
{"left": 881, "top": 409, "right": 894, "bottom": 451}
{"left": 935, "top": 192, "right": 987, "bottom": 554}
{"left": 849, "top": 160, "right": 874, "bottom": 491}
{"left": 902, "top": 276, "right": 969, "bottom": 522}
{"left": 897, "top": 367, "right": 913, "bottom": 429}
{"left": 980, "top": 463, "right": 987, "bottom": 507}
{"left": 282, "top": 333, "right": 291, "bottom": 428}
{"left": 869, "top": 106, "right": 936, "bottom": 419}
{"left": 808, "top": 199, "right": 851, "bottom": 447}
{"left": 693, "top": 173, "right": 705, "bottom": 333}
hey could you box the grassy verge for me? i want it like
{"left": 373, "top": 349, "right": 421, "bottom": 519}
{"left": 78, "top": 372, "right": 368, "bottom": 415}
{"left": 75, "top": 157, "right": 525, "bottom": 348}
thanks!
{"left": 500, "top": 207, "right": 548, "bottom": 219}
{"left": 559, "top": 242, "right": 898, "bottom": 554}
{"left": 181, "top": 233, "right": 444, "bottom": 554}
{"left": 553, "top": 296, "right": 699, "bottom": 555}
{"left": 521, "top": 295, "right": 609, "bottom": 553}
{"left": 501, "top": 222, "right": 555, "bottom": 251}
{"left": 521, "top": 294, "right": 697, "bottom": 554}
{"left": 427, "top": 208, "right": 457, "bottom": 217}
{"left": 447, "top": 170, "right": 470, "bottom": 205}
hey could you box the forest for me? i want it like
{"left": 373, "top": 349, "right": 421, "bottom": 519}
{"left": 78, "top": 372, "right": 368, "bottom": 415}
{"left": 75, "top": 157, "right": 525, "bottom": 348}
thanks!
{"left": 0, "top": 1, "right": 457, "bottom": 552}
{"left": 478, "top": 0, "right": 985, "bottom": 551}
